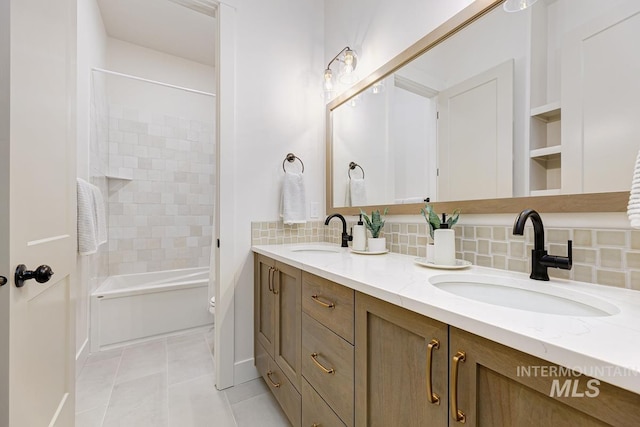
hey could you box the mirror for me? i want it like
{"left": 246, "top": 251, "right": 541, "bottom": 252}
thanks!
{"left": 327, "top": 0, "right": 636, "bottom": 214}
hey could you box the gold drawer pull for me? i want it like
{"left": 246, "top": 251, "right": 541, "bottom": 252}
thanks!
{"left": 268, "top": 267, "right": 275, "bottom": 292}
{"left": 426, "top": 339, "right": 440, "bottom": 405}
{"left": 266, "top": 370, "right": 281, "bottom": 388}
{"left": 272, "top": 269, "right": 279, "bottom": 294}
{"left": 310, "top": 352, "right": 335, "bottom": 374}
{"left": 451, "top": 351, "right": 466, "bottom": 423}
{"left": 311, "top": 294, "right": 335, "bottom": 308}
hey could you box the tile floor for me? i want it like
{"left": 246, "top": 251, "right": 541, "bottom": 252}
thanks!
{"left": 76, "top": 328, "right": 290, "bottom": 426}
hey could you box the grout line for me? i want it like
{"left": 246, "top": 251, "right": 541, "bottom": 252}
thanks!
{"left": 97, "top": 348, "right": 124, "bottom": 427}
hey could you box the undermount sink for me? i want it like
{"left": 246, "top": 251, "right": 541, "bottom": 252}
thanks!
{"left": 289, "top": 244, "right": 342, "bottom": 253}
{"left": 429, "top": 274, "right": 619, "bottom": 317}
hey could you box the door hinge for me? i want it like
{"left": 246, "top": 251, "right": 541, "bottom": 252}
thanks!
{"left": 436, "top": 111, "right": 439, "bottom": 119}
{"left": 217, "top": 239, "right": 220, "bottom": 248}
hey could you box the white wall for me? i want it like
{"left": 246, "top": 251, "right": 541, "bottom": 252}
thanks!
{"left": 76, "top": 0, "right": 108, "bottom": 365}
{"left": 229, "top": 0, "right": 325, "bottom": 380}
{"left": 324, "top": 0, "right": 475, "bottom": 82}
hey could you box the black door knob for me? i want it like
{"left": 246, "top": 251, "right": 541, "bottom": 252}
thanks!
{"left": 15, "top": 264, "right": 54, "bottom": 288}
{"left": 0, "top": 276, "right": 6, "bottom": 286}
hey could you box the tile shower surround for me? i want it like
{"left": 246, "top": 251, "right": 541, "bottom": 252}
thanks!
{"left": 104, "top": 106, "right": 215, "bottom": 275}
{"left": 251, "top": 220, "right": 640, "bottom": 290}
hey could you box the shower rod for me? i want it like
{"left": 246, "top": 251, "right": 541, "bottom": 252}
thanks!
{"left": 91, "top": 67, "right": 216, "bottom": 98}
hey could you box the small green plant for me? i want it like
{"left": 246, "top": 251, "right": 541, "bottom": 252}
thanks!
{"left": 420, "top": 204, "right": 460, "bottom": 239}
{"left": 360, "top": 208, "right": 388, "bottom": 238}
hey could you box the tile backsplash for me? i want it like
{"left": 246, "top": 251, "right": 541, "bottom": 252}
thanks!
{"left": 252, "top": 219, "right": 640, "bottom": 291}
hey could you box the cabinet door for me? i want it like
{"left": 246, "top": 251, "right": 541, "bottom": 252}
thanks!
{"left": 355, "top": 292, "right": 448, "bottom": 427}
{"left": 255, "top": 254, "right": 276, "bottom": 357}
{"left": 450, "top": 327, "right": 640, "bottom": 426}
{"left": 274, "top": 261, "right": 302, "bottom": 392}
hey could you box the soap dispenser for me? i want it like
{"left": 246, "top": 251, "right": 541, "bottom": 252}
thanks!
{"left": 352, "top": 214, "right": 367, "bottom": 251}
{"left": 434, "top": 213, "right": 456, "bottom": 265}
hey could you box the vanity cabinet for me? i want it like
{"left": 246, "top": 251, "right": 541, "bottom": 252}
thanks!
{"left": 254, "top": 254, "right": 302, "bottom": 426}
{"left": 354, "top": 292, "right": 449, "bottom": 427}
{"left": 354, "top": 292, "right": 640, "bottom": 427}
{"left": 451, "top": 327, "right": 640, "bottom": 426}
{"left": 301, "top": 272, "right": 355, "bottom": 426}
{"left": 255, "top": 254, "right": 640, "bottom": 427}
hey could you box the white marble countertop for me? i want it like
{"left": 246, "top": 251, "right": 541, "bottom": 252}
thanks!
{"left": 252, "top": 242, "right": 640, "bottom": 394}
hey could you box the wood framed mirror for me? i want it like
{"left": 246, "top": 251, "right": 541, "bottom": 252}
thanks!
{"left": 326, "top": 0, "right": 633, "bottom": 215}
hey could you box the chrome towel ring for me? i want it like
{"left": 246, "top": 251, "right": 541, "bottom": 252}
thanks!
{"left": 282, "top": 153, "right": 305, "bottom": 173}
{"left": 348, "top": 162, "right": 365, "bottom": 179}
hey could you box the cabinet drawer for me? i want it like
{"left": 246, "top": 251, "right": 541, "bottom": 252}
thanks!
{"left": 302, "top": 272, "right": 354, "bottom": 344}
{"left": 302, "top": 379, "right": 346, "bottom": 427}
{"left": 302, "top": 313, "right": 354, "bottom": 426}
{"left": 259, "top": 348, "right": 302, "bottom": 427}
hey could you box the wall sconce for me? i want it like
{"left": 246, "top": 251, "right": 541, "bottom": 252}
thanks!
{"left": 503, "top": 0, "right": 539, "bottom": 12}
{"left": 323, "top": 46, "right": 358, "bottom": 98}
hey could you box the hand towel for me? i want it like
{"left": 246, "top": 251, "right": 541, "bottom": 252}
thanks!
{"left": 349, "top": 178, "right": 367, "bottom": 206}
{"left": 77, "top": 178, "right": 108, "bottom": 255}
{"left": 628, "top": 149, "right": 640, "bottom": 228}
{"left": 281, "top": 172, "right": 306, "bottom": 224}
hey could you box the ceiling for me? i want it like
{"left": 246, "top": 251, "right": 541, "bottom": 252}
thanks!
{"left": 97, "top": 0, "right": 216, "bottom": 67}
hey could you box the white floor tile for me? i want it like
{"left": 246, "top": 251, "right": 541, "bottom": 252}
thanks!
{"left": 167, "top": 334, "right": 214, "bottom": 385}
{"left": 231, "top": 392, "right": 290, "bottom": 427}
{"left": 76, "top": 357, "right": 120, "bottom": 413}
{"left": 75, "top": 405, "right": 107, "bottom": 427}
{"left": 168, "top": 375, "right": 236, "bottom": 427}
{"left": 103, "top": 372, "right": 168, "bottom": 427}
{"left": 224, "top": 378, "right": 269, "bottom": 405}
{"left": 115, "top": 339, "right": 167, "bottom": 385}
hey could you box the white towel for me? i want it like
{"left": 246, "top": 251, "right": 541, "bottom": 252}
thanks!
{"left": 281, "top": 172, "right": 306, "bottom": 224}
{"left": 77, "top": 178, "right": 107, "bottom": 255}
{"left": 349, "top": 178, "right": 367, "bottom": 206}
{"left": 401, "top": 196, "right": 425, "bottom": 204}
{"left": 628, "top": 149, "right": 640, "bottom": 228}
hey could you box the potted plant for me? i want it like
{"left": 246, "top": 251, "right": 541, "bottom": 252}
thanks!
{"left": 420, "top": 204, "right": 460, "bottom": 261}
{"left": 360, "top": 208, "right": 388, "bottom": 252}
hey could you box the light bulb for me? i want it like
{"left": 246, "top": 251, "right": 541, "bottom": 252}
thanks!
{"left": 503, "top": 0, "right": 539, "bottom": 12}
{"left": 323, "top": 68, "right": 333, "bottom": 91}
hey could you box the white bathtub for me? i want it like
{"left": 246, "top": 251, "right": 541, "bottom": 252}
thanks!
{"left": 90, "top": 267, "right": 214, "bottom": 352}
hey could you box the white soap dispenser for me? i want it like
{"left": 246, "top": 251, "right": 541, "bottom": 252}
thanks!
{"left": 352, "top": 214, "right": 367, "bottom": 251}
{"left": 434, "top": 213, "right": 456, "bottom": 266}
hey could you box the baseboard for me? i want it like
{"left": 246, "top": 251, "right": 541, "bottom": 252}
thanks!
{"left": 234, "top": 357, "right": 259, "bottom": 385}
{"left": 75, "top": 338, "right": 89, "bottom": 379}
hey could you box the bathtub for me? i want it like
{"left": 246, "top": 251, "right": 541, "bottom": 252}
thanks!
{"left": 90, "top": 267, "right": 214, "bottom": 352}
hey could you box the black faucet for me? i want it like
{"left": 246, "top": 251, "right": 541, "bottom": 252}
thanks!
{"left": 325, "top": 213, "right": 353, "bottom": 247}
{"left": 513, "top": 209, "right": 572, "bottom": 281}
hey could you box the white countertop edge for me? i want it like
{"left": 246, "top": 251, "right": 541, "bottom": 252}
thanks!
{"left": 252, "top": 243, "right": 640, "bottom": 394}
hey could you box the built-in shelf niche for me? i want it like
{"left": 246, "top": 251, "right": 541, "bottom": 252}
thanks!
{"left": 528, "top": 0, "right": 562, "bottom": 195}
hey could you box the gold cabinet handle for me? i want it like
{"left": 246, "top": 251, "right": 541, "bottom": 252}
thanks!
{"left": 426, "top": 339, "right": 440, "bottom": 405}
{"left": 272, "top": 268, "right": 279, "bottom": 294}
{"left": 268, "top": 267, "right": 274, "bottom": 292}
{"left": 266, "top": 370, "right": 281, "bottom": 388}
{"left": 451, "top": 351, "right": 466, "bottom": 423}
{"left": 311, "top": 294, "right": 335, "bottom": 308}
{"left": 310, "top": 352, "right": 335, "bottom": 374}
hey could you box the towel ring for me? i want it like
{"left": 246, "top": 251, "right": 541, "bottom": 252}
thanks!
{"left": 348, "top": 162, "right": 365, "bottom": 179}
{"left": 283, "top": 153, "right": 305, "bottom": 173}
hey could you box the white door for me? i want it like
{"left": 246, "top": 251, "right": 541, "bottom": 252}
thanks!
{"left": 562, "top": 0, "right": 640, "bottom": 194}
{"left": 437, "top": 59, "right": 513, "bottom": 201}
{"left": 0, "top": 0, "right": 76, "bottom": 426}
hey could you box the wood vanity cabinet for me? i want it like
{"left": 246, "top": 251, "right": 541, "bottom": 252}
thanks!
{"left": 450, "top": 327, "right": 640, "bottom": 427}
{"left": 254, "top": 254, "right": 302, "bottom": 426}
{"left": 355, "top": 292, "right": 640, "bottom": 427}
{"left": 354, "top": 292, "right": 449, "bottom": 427}
{"left": 255, "top": 255, "right": 640, "bottom": 427}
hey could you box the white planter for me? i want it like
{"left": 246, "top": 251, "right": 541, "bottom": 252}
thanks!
{"left": 368, "top": 237, "right": 387, "bottom": 252}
